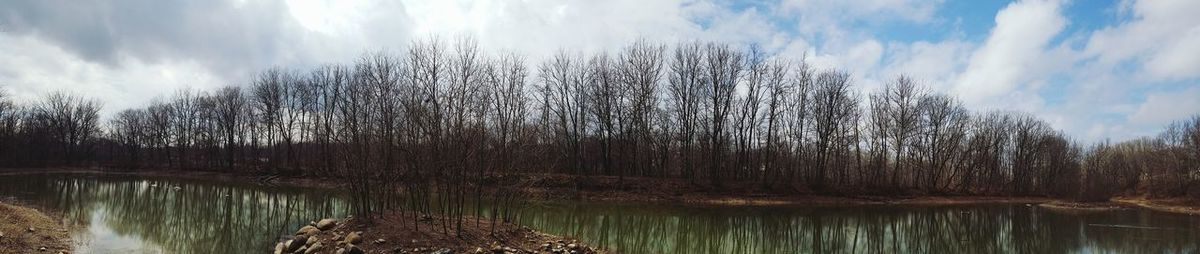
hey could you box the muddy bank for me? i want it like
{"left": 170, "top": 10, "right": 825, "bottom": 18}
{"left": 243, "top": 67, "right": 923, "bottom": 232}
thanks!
{"left": 272, "top": 214, "right": 604, "bottom": 254}
{"left": 4, "top": 168, "right": 1062, "bottom": 207}
{"left": 1037, "top": 201, "right": 1128, "bottom": 214}
{"left": 515, "top": 173, "right": 1056, "bottom": 206}
{"left": 1113, "top": 197, "right": 1200, "bottom": 215}
{"left": 0, "top": 201, "right": 71, "bottom": 254}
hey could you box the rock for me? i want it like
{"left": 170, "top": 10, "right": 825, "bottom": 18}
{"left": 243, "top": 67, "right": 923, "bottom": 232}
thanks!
{"left": 274, "top": 242, "right": 286, "bottom": 254}
{"left": 430, "top": 248, "right": 453, "bottom": 254}
{"left": 475, "top": 247, "right": 485, "bottom": 253}
{"left": 296, "top": 246, "right": 308, "bottom": 254}
{"left": 304, "top": 242, "right": 324, "bottom": 254}
{"left": 373, "top": 238, "right": 386, "bottom": 244}
{"left": 306, "top": 235, "right": 319, "bottom": 246}
{"left": 344, "top": 231, "right": 363, "bottom": 245}
{"left": 38, "top": 247, "right": 47, "bottom": 252}
{"left": 345, "top": 245, "right": 365, "bottom": 254}
{"left": 316, "top": 218, "right": 338, "bottom": 230}
{"left": 287, "top": 236, "right": 308, "bottom": 253}
{"left": 297, "top": 225, "right": 320, "bottom": 236}
{"left": 28, "top": 227, "right": 35, "bottom": 232}
{"left": 567, "top": 243, "right": 577, "bottom": 249}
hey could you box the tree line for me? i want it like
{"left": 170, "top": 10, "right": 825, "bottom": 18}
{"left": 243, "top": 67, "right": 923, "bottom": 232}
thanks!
{"left": 1, "top": 38, "right": 1198, "bottom": 222}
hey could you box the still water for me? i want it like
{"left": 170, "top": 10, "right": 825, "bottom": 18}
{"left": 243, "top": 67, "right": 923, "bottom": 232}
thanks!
{"left": 2, "top": 173, "right": 1199, "bottom": 253}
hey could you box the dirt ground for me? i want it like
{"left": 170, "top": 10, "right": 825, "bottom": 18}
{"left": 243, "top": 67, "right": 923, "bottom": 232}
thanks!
{"left": 0, "top": 201, "right": 71, "bottom": 254}
{"left": 273, "top": 213, "right": 604, "bottom": 254}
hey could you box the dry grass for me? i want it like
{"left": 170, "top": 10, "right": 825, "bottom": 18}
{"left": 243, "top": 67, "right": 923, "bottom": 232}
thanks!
{"left": 0, "top": 201, "right": 71, "bottom": 254}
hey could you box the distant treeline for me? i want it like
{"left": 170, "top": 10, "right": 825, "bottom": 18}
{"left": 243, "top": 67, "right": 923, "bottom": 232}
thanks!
{"left": 1, "top": 38, "right": 1198, "bottom": 205}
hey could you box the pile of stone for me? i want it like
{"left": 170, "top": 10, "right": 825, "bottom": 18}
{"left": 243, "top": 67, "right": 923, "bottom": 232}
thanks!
{"left": 535, "top": 240, "right": 597, "bottom": 254}
{"left": 273, "top": 218, "right": 366, "bottom": 254}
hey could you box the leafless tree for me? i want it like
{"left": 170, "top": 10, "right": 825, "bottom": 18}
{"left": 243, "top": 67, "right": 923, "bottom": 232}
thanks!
{"left": 702, "top": 43, "right": 743, "bottom": 187}
{"left": 667, "top": 41, "right": 705, "bottom": 180}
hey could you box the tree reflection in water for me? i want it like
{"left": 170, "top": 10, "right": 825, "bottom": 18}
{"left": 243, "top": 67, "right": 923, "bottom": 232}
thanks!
{"left": 516, "top": 202, "right": 1200, "bottom": 254}
{"left": 0, "top": 174, "right": 348, "bottom": 254}
{"left": 2, "top": 174, "right": 1199, "bottom": 254}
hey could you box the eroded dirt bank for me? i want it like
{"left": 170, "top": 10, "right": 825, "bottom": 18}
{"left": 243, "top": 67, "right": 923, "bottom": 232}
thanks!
{"left": 0, "top": 201, "right": 71, "bottom": 254}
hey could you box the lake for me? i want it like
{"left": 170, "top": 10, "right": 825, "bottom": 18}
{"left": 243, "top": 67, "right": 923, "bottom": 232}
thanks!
{"left": 1, "top": 173, "right": 1198, "bottom": 253}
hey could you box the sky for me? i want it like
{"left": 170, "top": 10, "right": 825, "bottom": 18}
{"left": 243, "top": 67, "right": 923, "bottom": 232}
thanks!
{"left": 0, "top": 0, "right": 1197, "bottom": 142}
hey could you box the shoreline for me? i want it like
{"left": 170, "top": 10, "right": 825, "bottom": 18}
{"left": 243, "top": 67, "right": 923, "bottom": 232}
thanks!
{"left": 1037, "top": 201, "right": 1129, "bottom": 213}
{"left": 6, "top": 168, "right": 1200, "bottom": 215}
{"left": 0, "top": 200, "right": 72, "bottom": 254}
{"left": 1112, "top": 197, "right": 1200, "bottom": 215}
{"left": 1, "top": 167, "right": 1054, "bottom": 207}
{"left": 0, "top": 167, "right": 344, "bottom": 189}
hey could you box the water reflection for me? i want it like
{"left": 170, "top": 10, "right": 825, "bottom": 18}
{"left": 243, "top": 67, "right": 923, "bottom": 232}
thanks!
{"left": 3, "top": 174, "right": 1199, "bottom": 254}
{"left": 0, "top": 174, "right": 348, "bottom": 254}
{"left": 518, "top": 202, "right": 1200, "bottom": 254}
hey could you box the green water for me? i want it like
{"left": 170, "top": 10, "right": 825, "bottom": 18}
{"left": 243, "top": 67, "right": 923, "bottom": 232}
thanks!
{"left": 0, "top": 174, "right": 347, "bottom": 253}
{"left": 2, "top": 173, "right": 1198, "bottom": 253}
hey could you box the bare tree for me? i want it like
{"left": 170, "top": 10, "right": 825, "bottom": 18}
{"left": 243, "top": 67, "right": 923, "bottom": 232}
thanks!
{"left": 914, "top": 94, "right": 968, "bottom": 192}
{"left": 616, "top": 40, "right": 665, "bottom": 178}
{"left": 760, "top": 58, "right": 795, "bottom": 188}
{"left": 701, "top": 43, "right": 743, "bottom": 187}
{"left": 538, "top": 51, "right": 589, "bottom": 183}
{"left": 667, "top": 42, "right": 705, "bottom": 180}
{"left": 29, "top": 92, "right": 102, "bottom": 164}
{"left": 875, "top": 76, "right": 925, "bottom": 189}
{"left": 807, "top": 70, "right": 859, "bottom": 191}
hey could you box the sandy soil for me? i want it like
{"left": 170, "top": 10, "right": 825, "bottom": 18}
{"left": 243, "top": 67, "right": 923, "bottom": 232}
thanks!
{"left": 0, "top": 201, "right": 71, "bottom": 254}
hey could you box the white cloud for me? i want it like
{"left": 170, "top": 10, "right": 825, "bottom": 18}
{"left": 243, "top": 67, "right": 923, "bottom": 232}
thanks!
{"left": 1129, "top": 86, "right": 1200, "bottom": 125}
{"left": 1, "top": 0, "right": 1197, "bottom": 145}
{"left": 1084, "top": 0, "right": 1200, "bottom": 81}
{"left": 780, "top": 0, "right": 942, "bottom": 27}
{"left": 0, "top": 33, "right": 224, "bottom": 116}
{"left": 954, "top": 0, "right": 1067, "bottom": 110}
{"left": 881, "top": 40, "right": 972, "bottom": 92}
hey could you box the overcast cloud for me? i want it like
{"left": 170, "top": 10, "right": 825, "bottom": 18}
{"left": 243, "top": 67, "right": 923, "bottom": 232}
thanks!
{"left": 0, "top": 0, "right": 1197, "bottom": 142}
